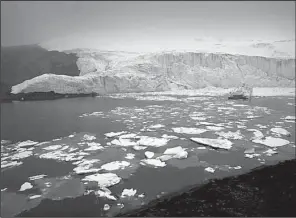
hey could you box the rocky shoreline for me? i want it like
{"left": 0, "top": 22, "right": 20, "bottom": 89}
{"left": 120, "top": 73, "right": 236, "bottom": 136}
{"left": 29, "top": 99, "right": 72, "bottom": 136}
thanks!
{"left": 117, "top": 159, "right": 296, "bottom": 217}
{"left": 0, "top": 91, "right": 98, "bottom": 103}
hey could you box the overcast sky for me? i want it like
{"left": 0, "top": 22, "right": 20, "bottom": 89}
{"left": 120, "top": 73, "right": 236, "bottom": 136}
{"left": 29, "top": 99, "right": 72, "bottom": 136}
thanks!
{"left": 1, "top": 1, "right": 295, "bottom": 51}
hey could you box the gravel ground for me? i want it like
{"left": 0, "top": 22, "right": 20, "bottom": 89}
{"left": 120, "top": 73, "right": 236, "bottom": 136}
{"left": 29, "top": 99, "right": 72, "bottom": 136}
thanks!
{"left": 117, "top": 159, "right": 296, "bottom": 217}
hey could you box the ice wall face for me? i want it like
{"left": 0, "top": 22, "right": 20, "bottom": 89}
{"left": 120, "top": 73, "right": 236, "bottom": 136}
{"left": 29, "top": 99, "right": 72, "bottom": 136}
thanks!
{"left": 11, "top": 50, "right": 295, "bottom": 95}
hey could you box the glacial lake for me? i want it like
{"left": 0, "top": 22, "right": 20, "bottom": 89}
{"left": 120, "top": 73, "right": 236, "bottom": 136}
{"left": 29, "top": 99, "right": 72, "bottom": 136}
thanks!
{"left": 1, "top": 94, "right": 295, "bottom": 217}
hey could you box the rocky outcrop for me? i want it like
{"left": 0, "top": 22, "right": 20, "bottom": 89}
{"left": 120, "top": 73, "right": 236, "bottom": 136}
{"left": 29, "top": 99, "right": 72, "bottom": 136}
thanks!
{"left": 9, "top": 50, "right": 296, "bottom": 95}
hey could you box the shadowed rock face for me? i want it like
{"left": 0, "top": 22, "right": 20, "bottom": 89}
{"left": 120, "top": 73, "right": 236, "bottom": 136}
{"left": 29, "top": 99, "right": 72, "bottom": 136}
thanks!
{"left": 0, "top": 44, "right": 80, "bottom": 99}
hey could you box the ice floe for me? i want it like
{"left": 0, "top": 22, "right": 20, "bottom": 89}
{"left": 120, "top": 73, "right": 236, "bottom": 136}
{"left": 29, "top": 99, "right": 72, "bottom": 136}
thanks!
{"left": 144, "top": 151, "right": 155, "bottom": 159}
{"left": 204, "top": 167, "right": 215, "bottom": 173}
{"left": 141, "top": 159, "right": 166, "bottom": 167}
{"left": 1, "top": 161, "right": 23, "bottom": 169}
{"left": 247, "top": 129, "right": 264, "bottom": 140}
{"left": 161, "top": 134, "right": 179, "bottom": 139}
{"left": 125, "top": 153, "right": 135, "bottom": 160}
{"left": 149, "top": 124, "right": 165, "bottom": 129}
{"left": 133, "top": 145, "right": 147, "bottom": 151}
{"left": 263, "top": 149, "right": 278, "bottom": 156}
{"left": 100, "top": 161, "right": 130, "bottom": 171}
{"left": 163, "top": 146, "right": 188, "bottom": 159}
{"left": 137, "top": 136, "right": 169, "bottom": 147}
{"left": 244, "top": 153, "right": 261, "bottom": 158}
{"left": 82, "top": 173, "right": 121, "bottom": 188}
{"left": 82, "top": 134, "right": 96, "bottom": 141}
{"left": 244, "top": 148, "right": 255, "bottom": 154}
{"left": 119, "top": 133, "right": 140, "bottom": 139}
{"left": 206, "top": 126, "right": 225, "bottom": 131}
{"left": 172, "top": 127, "right": 208, "bottom": 134}
{"left": 29, "top": 174, "right": 47, "bottom": 180}
{"left": 111, "top": 138, "right": 138, "bottom": 147}
{"left": 95, "top": 187, "right": 117, "bottom": 201}
{"left": 103, "top": 204, "right": 110, "bottom": 211}
{"left": 84, "top": 142, "right": 104, "bottom": 151}
{"left": 252, "top": 136, "right": 290, "bottom": 147}
{"left": 284, "top": 116, "right": 295, "bottom": 120}
{"left": 105, "top": 131, "right": 127, "bottom": 138}
{"left": 29, "top": 195, "right": 42, "bottom": 200}
{"left": 42, "top": 145, "right": 63, "bottom": 150}
{"left": 1, "top": 188, "right": 7, "bottom": 191}
{"left": 215, "top": 130, "right": 244, "bottom": 140}
{"left": 138, "top": 193, "right": 145, "bottom": 198}
{"left": 270, "top": 128, "right": 291, "bottom": 136}
{"left": 17, "top": 140, "right": 38, "bottom": 147}
{"left": 19, "top": 182, "right": 33, "bottom": 191}
{"left": 191, "top": 138, "right": 233, "bottom": 150}
{"left": 11, "top": 150, "right": 33, "bottom": 160}
{"left": 121, "top": 188, "right": 137, "bottom": 198}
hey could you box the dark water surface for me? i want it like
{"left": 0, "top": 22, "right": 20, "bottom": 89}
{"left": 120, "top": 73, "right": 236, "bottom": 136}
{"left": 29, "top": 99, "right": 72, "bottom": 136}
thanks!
{"left": 1, "top": 95, "right": 295, "bottom": 217}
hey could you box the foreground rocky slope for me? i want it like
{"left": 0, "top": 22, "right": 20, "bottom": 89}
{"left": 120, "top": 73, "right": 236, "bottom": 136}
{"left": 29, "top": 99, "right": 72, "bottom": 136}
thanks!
{"left": 117, "top": 159, "right": 296, "bottom": 217}
{"left": 0, "top": 45, "right": 80, "bottom": 100}
{"left": 11, "top": 50, "right": 295, "bottom": 95}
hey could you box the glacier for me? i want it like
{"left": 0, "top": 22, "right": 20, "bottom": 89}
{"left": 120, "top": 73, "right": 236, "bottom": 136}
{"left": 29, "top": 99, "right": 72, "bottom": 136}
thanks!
{"left": 11, "top": 43, "right": 295, "bottom": 95}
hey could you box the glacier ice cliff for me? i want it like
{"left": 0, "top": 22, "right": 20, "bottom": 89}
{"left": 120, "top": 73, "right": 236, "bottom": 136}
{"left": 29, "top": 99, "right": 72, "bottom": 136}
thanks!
{"left": 11, "top": 49, "right": 295, "bottom": 95}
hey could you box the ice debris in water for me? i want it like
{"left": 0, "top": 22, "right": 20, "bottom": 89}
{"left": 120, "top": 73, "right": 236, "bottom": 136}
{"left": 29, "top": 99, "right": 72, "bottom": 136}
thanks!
{"left": 137, "top": 136, "right": 169, "bottom": 147}
{"left": 144, "top": 151, "right": 154, "bottom": 159}
{"left": 247, "top": 129, "right": 264, "bottom": 140}
{"left": 172, "top": 127, "right": 208, "bottom": 134}
{"left": 163, "top": 146, "right": 188, "bottom": 159}
{"left": 117, "top": 203, "right": 125, "bottom": 208}
{"left": 82, "top": 173, "right": 121, "bottom": 188}
{"left": 111, "top": 138, "right": 138, "bottom": 147}
{"left": 133, "top": 145, "right": 147, "bottom": 151}
{"left": 206, "top": 126, "right": 225, "bottom": 131}
{"left": 17, "top": 140, "right": 38, "bottom": 147}
{"left": 253, "top": 136, "right": 289, "bottom": 147}
{"left": 205, "top": 167, "right": 215, "bottom": 173}
{"left": 191, "top": 138, "right": 233, "bottom": 150}
{"left": 149, "top": 124, "right": 165, "bottom": 129}
{"left": 138, "top": 193, "right": 145, "bottom": 198}
{"left": 95, "top": 187, "right": 117, "bottom": 201}
{"left": 125, "top": 153, "right": 135, "bottom": 160}
{"left": 121, "top": 188, "right": 137, "bottom": 198}
{"left": 82, "top": 134, "right": 96, "bottom": 141}
{"left": 105, "top": 131, "right": 127, "bottom": 138}
{"left": 1, "top": 188, "right": 7, "bottom": 192}
{"left": 244, "top": 148, "right": 255, "bottom": 154}
{"left": 228, "top": 166, "right": 242, "bottom": 170}
{"left": 84, "top": 142, "right": 104, "bottom": 151}
{"left": 285, "top": 116, "right": 295, "bottom": 120}
{"left": 263, "top": 149, "right": 278, "bottom": 156}
{"left": 270, "top": 128, "right": 291, "bottom": 136}
{"left": 215, "top": 130, "right": 244, "bottom": 140}
{"left": 42, "top": 145, "right": 63, "bottom": 150}
{"left": 103, "top": 204, "right": 110, "bottom": 211}
{"left": 245, "top": 153, "right": 261, "bottom": 158}
{"left": 29, "top": 195, "right": 42, "bottom": 200}
{"left": 19, "top": 182, "right": 33, "bottom": 191}
{"left": 119, "top": 133, "right": 140, "bottom": 139}
{"left": 1, "top": 161, "right": 23, "bottom": 169}
{"left": 141, "top": 159, "right": 166, "bottom": 167}
{"left": 100, "top": 161, "right": 130, "bottom": 171}
{"left": 29, "top": 174, "right": 47, "bottom": 180}
{"left": 11, "top": 150, "right": 33, "bottom": 160}
{"left": 161, "top": 134, "right": 179, "bottom": 139}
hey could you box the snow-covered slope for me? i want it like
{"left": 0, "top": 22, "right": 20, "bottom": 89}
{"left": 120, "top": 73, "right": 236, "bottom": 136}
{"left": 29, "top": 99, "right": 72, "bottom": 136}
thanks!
{"left": 11, "top": 40, "right": 295, "bottom": 95}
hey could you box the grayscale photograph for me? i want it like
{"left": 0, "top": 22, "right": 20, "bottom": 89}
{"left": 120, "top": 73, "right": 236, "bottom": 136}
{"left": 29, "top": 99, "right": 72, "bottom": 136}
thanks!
{"left": 1, "top": 1, "right": 295, "bottom": 217}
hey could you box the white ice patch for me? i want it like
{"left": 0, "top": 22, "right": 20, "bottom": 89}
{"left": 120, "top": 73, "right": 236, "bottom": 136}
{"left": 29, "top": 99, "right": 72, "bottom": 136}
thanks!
{"left": 125, "top": 153, "right": 135, "bottom": 160}
{"left": 11, "top": 150, "right": 33, "bottom": 160}
{"left": 270, "top": 128, "right": 291, "bottom": 136}
{"left": 84, "top": 142, "right": 104, "bottom": 151}
{"left": 111, "top": 138, "right": 138, "bottom": 147}
{"left": 42, "top": 145, "right": 63, "bottom": 150}
{"left": 1, "top": 188, "right": 7, "bottom": 192}
{"left": 247, "top": 129, "right": 264, "bottom": 140}
{"left": 161, "top": 134, "right": 179, "bottom": 139}
{"left": 245, "top": 153, "right": 261, "bottom": 158}
{"left": 17, "top": 140, "right": 38, "bottom": 148}
{"left": 100, "top": 161, "right": 130, "bottom": 171}
{"left": 163, "top": 146, "right": 188, "bottom": 159}
{"left": 137, "top": 136, "right": 169, "bottom": 147}
{"left": 133, "top": 145, "right": 147, "bottom": 151}
{"left": 157, "top": 155, "right": 173, "bottom": 162}
{"left": 1, "top": 161, "right": 23, "bottom": 169}
{"left": 95, "top": 187, "right": 117, "bottom": 201}
{"left": 252, "top": 136, "right": 290, "bottom": 147}
{"left": 82, "top": 173, "right": 121, "bottom": 188}
{"left": 228, "top": 166, "right": 242, "bottom": 170}
{"left": 206, "top": 126, "right": 225, "bottom": 131}
{"left": 105, "top": 131, "right": 127, "bottom": 138}
{"left": 215, "top": 130, "right": 244, "bottom": 140}
{"left": 82, "top": 134, "right": 96, "bottom": 141}
{"left": 285, "top": 116, "right": 295, "bottom": 120}
{"left": 29, "top": 195, "right": 42, "bottom": 200}
{"left": 191, "top": 138, "right": 233, "bottom": 150}
{"left": 121, "top": 188, "right": 137, "bottom": 198}
{"left": 149, "top": 124, "right": 165, "bottom": 129}
{"left": 19, "top": 182, "right": 33, "bottom": 191}
{"left": 263, "top": 149, "right": 278, "bottom": 156}
{"left": 29, "top": 174, "right": 47, "bottom": 181}
{"left": 172, "top": 127, "right": 207, "bottom": 135}
{"left": 144, "top": 151, "right": 155, "bottom": 159}
{"left": 205, "top": 167, "right": 215, "bottom": 173}
{"left": 119, "top": 133, "right": 139, "bottom": 139}
{"left": 138, "top": 193, "right": 145, "bottom": 198}
{"left": 141, "top": 159, "right": 166, "bottom": 167}
{"left": 103, "top": 204, "right": 110, "bottom": 211}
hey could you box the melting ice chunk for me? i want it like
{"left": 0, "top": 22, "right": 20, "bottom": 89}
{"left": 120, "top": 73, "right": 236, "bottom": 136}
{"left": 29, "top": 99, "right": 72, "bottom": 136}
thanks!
{"left": 121, "top": 188, "right": 137, "bottom": 198}
{"left": 191, "top": 138, "right": 233, "bottom": 150}
{"left": 172, "top": 127, "right": 207, "bottom": 134}
{"left": 19, "top": 182, "right": 33, "bottom": 191}
{"left": 252, "top": 136, "right": 289, "bottom": 147}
